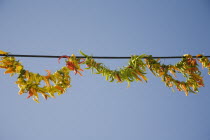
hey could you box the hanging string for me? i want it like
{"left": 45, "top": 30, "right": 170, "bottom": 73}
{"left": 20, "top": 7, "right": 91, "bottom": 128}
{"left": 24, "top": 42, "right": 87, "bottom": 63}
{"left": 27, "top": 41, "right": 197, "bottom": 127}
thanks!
{"left": 0, "top": 54, "right": 210, "bottom": 59}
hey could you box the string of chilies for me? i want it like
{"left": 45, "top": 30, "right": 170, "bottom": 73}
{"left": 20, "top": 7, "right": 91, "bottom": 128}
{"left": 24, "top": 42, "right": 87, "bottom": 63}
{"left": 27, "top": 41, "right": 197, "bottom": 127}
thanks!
{"left": 0, "top": 50, "right": 210, "bottom": 103}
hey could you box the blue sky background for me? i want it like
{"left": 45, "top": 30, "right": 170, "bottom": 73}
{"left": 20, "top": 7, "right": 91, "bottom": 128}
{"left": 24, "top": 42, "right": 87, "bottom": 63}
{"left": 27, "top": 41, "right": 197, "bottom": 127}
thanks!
{"left": 0, "top": 0, "right": 210, "bottom": 140}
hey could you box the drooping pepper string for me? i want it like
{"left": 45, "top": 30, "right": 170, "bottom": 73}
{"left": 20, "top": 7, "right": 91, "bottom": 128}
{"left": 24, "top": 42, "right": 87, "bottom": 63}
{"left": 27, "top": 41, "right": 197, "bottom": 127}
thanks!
{"left": 0, "top": 50, "right": 210, "bottom": 103}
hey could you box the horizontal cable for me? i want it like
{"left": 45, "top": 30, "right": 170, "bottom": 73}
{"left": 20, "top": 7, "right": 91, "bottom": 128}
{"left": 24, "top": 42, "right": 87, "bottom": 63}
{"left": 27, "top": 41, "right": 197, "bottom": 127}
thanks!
{"left": 0, "top": 54, "right": 210, "bottom": 59}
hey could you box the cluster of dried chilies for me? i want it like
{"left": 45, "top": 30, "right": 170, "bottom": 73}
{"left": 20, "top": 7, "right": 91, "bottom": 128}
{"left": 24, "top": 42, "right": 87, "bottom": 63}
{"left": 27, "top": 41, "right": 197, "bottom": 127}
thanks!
{"left": 0, "top": 50, "right": 209, "bottom": 102}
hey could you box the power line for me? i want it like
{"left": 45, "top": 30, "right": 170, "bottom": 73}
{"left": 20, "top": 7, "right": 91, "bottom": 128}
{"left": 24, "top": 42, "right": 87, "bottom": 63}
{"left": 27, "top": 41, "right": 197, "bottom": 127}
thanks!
{"left": 0, "top": 54, "right": 209, "bottom": 59}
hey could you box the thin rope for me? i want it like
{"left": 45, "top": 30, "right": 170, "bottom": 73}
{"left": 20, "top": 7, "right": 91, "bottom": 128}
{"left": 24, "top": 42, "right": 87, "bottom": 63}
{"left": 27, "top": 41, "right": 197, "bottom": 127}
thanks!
{"left": 0, "top": 54, "right": 209, "bottom": 59}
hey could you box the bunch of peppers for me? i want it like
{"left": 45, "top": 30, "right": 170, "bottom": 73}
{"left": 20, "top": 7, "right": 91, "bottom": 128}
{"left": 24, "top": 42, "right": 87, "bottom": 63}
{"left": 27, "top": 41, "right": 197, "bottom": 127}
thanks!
{"left": 0, "top": 50, "right": 209, "bottom": 102}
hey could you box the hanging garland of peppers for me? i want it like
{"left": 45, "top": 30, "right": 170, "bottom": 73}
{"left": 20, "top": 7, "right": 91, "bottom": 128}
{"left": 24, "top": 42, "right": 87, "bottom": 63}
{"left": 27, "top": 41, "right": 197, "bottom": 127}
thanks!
{"left": 0, "top": 50, "right": 210, "bottom": 103}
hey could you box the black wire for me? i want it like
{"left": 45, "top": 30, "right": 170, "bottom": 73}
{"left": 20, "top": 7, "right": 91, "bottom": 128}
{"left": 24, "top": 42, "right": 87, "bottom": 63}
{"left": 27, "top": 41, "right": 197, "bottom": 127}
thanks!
{"left": 0, "top": 54, "right": 209, "bottom": 59}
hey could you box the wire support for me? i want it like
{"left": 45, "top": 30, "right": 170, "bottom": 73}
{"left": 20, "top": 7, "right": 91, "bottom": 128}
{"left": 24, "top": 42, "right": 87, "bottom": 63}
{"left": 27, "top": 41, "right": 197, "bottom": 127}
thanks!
{"left": 0, "top": 54, "right": 210, "bottom": 59}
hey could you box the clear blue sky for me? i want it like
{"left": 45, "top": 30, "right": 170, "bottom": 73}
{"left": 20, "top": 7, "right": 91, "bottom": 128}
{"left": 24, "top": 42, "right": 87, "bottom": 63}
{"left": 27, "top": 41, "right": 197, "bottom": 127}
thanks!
{"left": 0, "top": 0, "right": 210, "bottom": 140}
